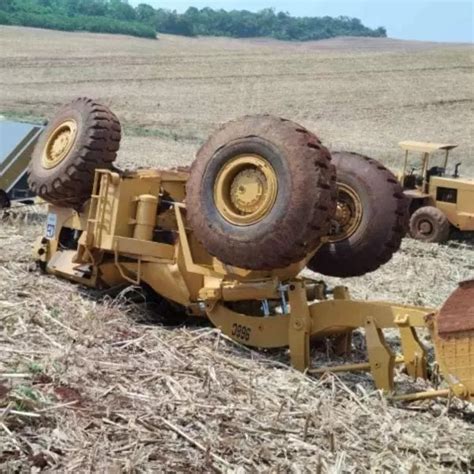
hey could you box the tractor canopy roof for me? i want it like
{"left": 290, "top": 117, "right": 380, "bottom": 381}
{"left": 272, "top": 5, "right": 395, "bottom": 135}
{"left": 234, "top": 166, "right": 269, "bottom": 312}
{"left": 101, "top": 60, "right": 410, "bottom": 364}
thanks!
{"left": 399, "top": 141, "right": 458, "bottom": 154}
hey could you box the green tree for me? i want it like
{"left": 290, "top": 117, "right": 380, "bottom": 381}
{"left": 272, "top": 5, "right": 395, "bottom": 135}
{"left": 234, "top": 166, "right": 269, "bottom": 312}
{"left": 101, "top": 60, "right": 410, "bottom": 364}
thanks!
{"left": 136, "top": 3, "right": 155, "bottom": 24}
{"left": 0, "top": 1, "right": 386, "bottom": 42}
{"left": 108, "top": 0, "right": 135, "bottom": 21}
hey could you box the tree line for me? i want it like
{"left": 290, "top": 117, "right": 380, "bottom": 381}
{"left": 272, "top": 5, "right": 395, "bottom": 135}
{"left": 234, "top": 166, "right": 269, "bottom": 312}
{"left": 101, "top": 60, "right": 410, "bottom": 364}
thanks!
{"left": 0, "top": 0, "right": 157, "bottom": 38}
{"left": 0, "top": 0, "right": 387, "bottom": 41}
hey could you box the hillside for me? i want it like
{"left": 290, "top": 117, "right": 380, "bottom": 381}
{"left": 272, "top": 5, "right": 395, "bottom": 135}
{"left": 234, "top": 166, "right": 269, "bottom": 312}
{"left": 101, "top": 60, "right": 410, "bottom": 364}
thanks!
{"left": 1, "top": 27, "right": 472, "bottom": 174}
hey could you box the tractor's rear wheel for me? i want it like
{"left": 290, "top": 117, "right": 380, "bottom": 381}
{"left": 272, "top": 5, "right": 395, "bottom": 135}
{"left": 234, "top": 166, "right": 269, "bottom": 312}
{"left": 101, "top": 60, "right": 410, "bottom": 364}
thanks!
{"left": 28, "top": 97, "right": 121, "bottom": 209}
{"left": 186, "top": 115, "right": 336, "bottom": 270}
{"left": 308, "top": 151, "right": 408, "bottom": 277}
{"left": 409, "top": 206, "right": 450, "bottom": 243}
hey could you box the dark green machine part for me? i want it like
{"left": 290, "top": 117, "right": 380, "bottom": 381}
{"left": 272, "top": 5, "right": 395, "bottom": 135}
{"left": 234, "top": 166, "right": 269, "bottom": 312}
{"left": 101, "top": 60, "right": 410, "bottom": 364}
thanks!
{"left": 0, "top": 120, "right": 43, "bottom": 208}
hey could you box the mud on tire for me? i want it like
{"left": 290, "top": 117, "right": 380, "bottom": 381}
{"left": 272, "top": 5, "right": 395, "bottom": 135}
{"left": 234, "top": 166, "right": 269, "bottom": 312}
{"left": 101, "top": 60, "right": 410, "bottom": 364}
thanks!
{"left": 308, "top": 151, "right": 408, "bottom": 278}
{"left": 28, "top": 97, "right": 121, "bottom": 209}
{"left": 186, "top": 115, "right": 337, "bottom": 270}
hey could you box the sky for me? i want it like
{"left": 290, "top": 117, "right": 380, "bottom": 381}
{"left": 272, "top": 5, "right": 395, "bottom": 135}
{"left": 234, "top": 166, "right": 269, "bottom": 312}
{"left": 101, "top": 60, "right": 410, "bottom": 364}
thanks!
{"left": 133, "top": 1, "right": 473, "bottom": 43}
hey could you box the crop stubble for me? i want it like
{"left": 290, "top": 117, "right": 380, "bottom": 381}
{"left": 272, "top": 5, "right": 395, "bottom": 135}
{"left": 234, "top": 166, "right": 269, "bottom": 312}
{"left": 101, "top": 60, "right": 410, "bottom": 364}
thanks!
{"left": 0, "top": 26, "right": 473, "bottom": 472}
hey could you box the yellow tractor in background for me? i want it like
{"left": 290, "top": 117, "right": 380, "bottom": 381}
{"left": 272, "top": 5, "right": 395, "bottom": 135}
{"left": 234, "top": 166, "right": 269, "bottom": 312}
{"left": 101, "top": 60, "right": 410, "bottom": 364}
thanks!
{"left": 28, "top": 98, "right": 474, "bottom": 402}
{"left": 399, "top": 141, "right": 474, "bottom": 243}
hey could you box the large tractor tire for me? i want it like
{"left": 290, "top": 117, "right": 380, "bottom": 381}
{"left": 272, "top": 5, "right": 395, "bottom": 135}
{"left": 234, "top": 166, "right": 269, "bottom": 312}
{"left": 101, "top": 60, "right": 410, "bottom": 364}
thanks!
{"left": 28, "top": 97, "right": 121, "bottom": 209}
{"left": 308, "top": 151, "right": 407, "bottom": 278}
{"left": 186, "top": 115, "right": 337, "bottom": 270}
{"left": 409, "top": 206, "right": 450, "bottom": 243}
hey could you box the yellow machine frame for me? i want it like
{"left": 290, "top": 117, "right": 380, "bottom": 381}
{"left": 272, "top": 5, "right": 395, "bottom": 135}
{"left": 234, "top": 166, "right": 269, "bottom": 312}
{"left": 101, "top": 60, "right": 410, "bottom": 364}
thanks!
{"left": 35, "top": 168, "right": 474, "bottom": 402}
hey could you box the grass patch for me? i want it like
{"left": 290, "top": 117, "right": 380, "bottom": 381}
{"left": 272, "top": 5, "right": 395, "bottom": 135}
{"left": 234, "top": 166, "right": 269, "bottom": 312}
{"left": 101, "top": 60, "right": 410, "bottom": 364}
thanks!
{"left": 14, "top": 385, "right": 40, "bottom": 402}
{"left": 0, "top": 110, "right": 45, "bottom": 125}
{"left": 1, "top": 110, "right": 203, "bottom": 144}
{"left": 28, "top": 362, "right": 44, "bottom": 374}
{"left": 124, "top": 124, "right": 203, "bottom": 143}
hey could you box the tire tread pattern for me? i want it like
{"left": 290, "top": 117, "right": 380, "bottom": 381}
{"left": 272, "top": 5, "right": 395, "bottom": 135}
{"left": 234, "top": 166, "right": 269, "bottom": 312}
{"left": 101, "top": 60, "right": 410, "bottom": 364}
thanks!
{"left": 308, "top": 151, "right": 408, "bottom": 277}
{"left": 409, "top": 206, "right": 450, "bottom": 243}
{"left": 28, "top": 97, "right": 121, "bottom": 208}
{"left": 186, "top": 115, "right": 337, "bottom": 270}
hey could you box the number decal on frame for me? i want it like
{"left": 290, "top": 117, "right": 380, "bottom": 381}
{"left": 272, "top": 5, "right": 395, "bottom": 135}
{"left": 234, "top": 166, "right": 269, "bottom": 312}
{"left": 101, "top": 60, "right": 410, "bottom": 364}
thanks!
{"left": 46, "top": 213, "right": 57, "bottom": 239}
{"left": 231, "top": 323, "right": 251, "bottom": 341}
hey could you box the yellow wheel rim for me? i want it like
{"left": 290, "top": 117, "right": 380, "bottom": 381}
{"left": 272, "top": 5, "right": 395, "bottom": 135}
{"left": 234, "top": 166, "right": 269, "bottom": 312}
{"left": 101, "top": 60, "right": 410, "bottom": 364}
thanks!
{"left": 214, "top": 154, "right": 278, "bottom": 226}
{"left": 41, "top": 120, "right": 78, "bottom": 169}
{"left": 328, "top": 183, "right": 363, "bottom": 242}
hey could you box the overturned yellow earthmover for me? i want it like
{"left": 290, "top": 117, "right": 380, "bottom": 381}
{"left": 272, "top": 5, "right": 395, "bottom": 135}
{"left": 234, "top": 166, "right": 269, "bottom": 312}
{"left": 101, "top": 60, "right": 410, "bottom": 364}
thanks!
{"left": 30, "top": 98, "right": 473, "bottom": 402}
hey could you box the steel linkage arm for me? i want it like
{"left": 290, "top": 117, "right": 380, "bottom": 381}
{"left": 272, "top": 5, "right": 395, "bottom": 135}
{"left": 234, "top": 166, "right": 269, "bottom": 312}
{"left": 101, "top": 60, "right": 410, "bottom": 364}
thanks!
{"left": 205, "top": 279, "right": 435, "bottom": 394}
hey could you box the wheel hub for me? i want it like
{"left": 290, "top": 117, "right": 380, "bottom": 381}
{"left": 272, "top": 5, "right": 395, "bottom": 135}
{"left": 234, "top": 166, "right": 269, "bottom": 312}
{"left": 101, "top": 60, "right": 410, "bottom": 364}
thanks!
{"left": 214, "top": 155, "right": 278, "bottom": 226}
{"left": 335, "top": 201, "right": 352, "bottom": 227}
{"left": 230, "top": 168, "right": 266, "bottom": 214}
{"left": 418, "top": 220, "right": 433, "bottom": 235}
{"left": 42, "top": 120, "right": 77, "bottom": 169}
{"left": 328, "top": 183, "right": 363, "bottom": 242}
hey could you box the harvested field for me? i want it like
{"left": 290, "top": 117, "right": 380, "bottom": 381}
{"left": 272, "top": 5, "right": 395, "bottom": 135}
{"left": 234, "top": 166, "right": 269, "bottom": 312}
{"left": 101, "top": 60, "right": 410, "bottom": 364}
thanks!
{"left": 1, "top": 26, "right": 474, "bottom": 472}
{"left": 1, "top": 26, "right": 473, "bottom": 174}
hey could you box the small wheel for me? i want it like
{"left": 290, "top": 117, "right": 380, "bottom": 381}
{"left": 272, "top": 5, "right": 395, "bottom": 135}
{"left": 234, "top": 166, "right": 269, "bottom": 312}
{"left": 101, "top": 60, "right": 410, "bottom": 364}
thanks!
{"left": 409, "top": 206, "right": 450, "bottom": 243}
{"left": 186, "top": 115, "right": 336, "bottom": 270}
{"left": 308, "top": 151, "right": 408, "bottom": 278}
{"left": 28, "top": 97, "right": 121, "bottom": 209}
